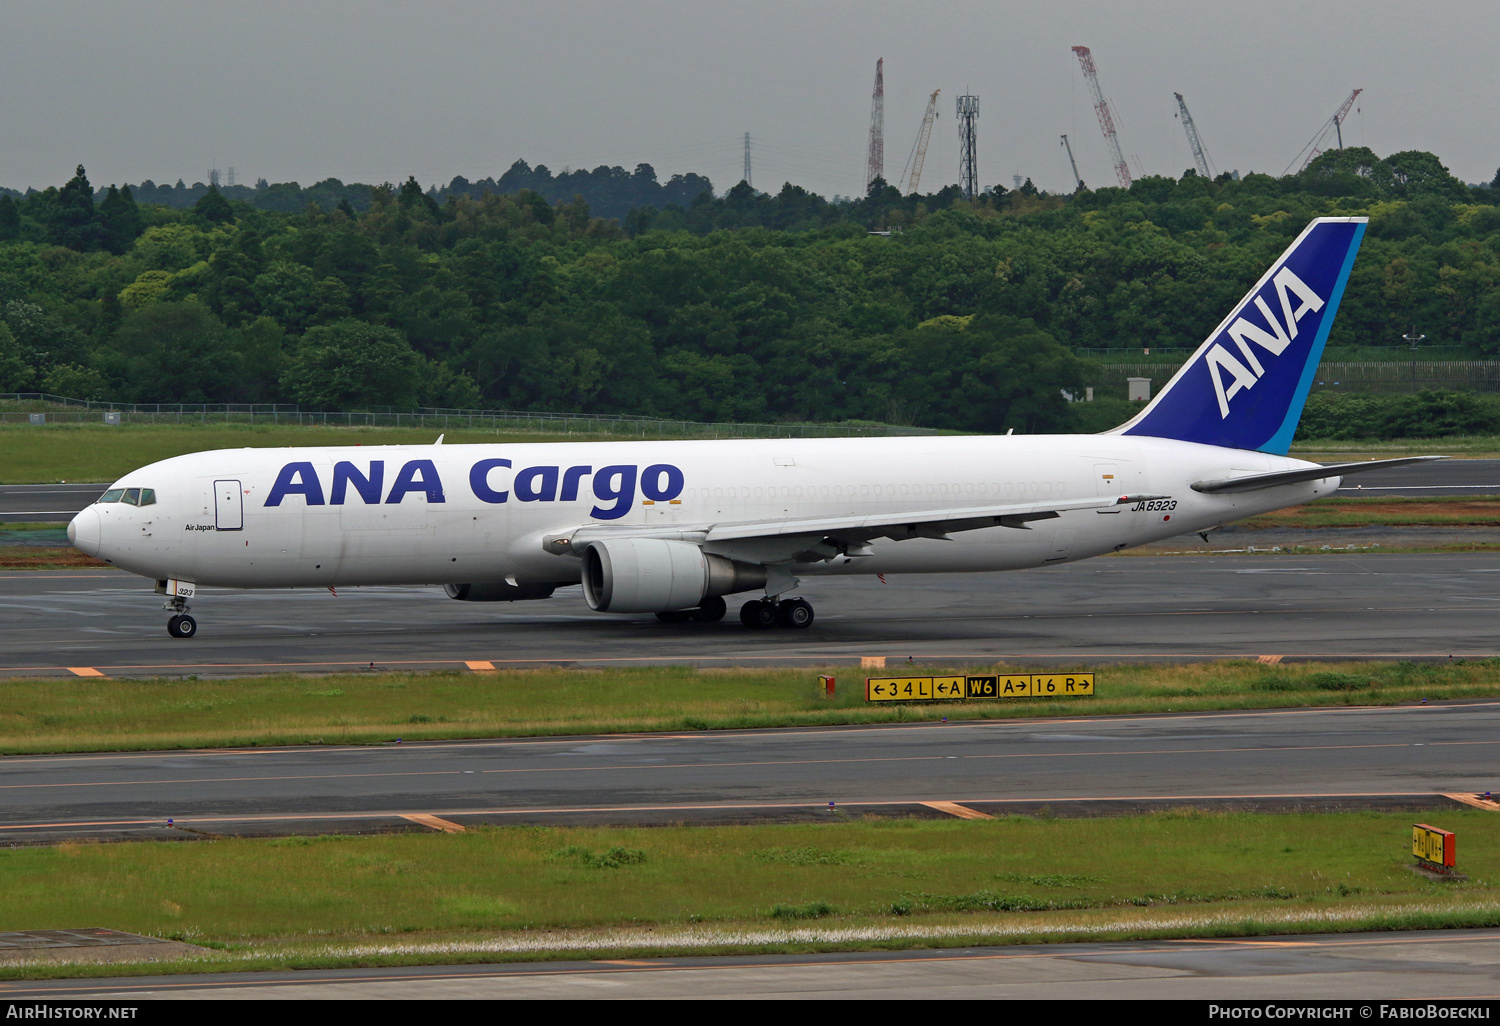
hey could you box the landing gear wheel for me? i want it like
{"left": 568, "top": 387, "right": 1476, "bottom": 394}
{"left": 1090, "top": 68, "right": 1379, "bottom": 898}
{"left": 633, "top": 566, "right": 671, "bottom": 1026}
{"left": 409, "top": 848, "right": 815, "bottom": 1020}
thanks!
{"left": 690, "top": 596, "right": 727, "bottom": 622}
{"left": 777, "top": 598, "right": 815, "bottom": 629}
{"left": 740, "top": 600, "right": 778, "bottom": 629}
{"left": 655, "top": 610, "right": 692, "bottom": 623}
{"left": 167, "top": 614, "right": 197, "bottom": 639}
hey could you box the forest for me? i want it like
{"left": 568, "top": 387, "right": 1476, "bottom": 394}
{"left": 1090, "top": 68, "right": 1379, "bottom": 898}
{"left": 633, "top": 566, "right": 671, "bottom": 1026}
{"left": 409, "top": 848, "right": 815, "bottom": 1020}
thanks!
{"left": 0, "top": 146, "right": 1496, "bottom": 435}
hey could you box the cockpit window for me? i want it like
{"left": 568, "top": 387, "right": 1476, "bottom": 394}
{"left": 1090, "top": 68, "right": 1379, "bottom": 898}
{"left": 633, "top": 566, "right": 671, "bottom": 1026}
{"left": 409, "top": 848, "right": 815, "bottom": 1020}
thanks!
{"left": 97, "top": 488, "right": 154, "bottom": 505}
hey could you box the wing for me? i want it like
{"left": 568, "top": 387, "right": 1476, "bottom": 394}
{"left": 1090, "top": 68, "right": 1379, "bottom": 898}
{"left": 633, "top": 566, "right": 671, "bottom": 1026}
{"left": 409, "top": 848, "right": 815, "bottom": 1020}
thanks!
{"left": 543, "top": 492, "right": 1167, "bottom": 559}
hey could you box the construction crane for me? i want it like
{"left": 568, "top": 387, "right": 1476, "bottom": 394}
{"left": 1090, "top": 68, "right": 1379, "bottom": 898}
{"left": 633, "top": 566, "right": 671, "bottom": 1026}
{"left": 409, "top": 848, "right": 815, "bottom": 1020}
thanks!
{"left": 865, "top": 58, "right": 885, "bottom": 192}
{"left": 1071, "top": 45, "right": 1132, "bottom": 188}
{"left": 899, "top": 89, "right": 941, "bottom": 195}
{"left": 1285, "top": 89, "right": 1363, "bottom": 175}
{"left": 1174, "top": 92, "right": 1216, "bottom": 179}
{"left": 1060, "top": 134, "right": 1083, "bottom": 192}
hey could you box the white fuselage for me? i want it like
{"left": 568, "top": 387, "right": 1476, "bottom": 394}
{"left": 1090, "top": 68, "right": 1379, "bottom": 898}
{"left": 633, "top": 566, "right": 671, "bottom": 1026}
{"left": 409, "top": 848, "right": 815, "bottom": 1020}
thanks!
{"left": 70, "top": 433, "right": 1333, "bottom": 592}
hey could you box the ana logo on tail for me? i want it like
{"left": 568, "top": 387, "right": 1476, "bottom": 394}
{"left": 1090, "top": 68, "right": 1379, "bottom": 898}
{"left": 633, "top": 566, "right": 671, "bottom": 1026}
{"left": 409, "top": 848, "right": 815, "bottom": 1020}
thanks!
{"left": 1115, "top": 217, "right": 1366, "bottom": 455}
{"left": 1206, "top": 267, "right": 1325, "bottom": 418}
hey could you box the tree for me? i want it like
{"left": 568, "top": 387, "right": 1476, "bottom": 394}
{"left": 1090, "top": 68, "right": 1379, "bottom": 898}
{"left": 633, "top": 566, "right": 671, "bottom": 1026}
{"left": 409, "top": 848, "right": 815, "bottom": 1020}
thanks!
{"left": 100, "top": 302, "right": 237, "bottom": 402}
{"left": 281, "top": 319, "right": 424, "bottom": 408}
{"left": 47, "top": 165, "right": 104, "bottom": 250}
{"left": 193, "top": 184, "right": 235, "bottom": 224}
{"left": 98, "top": 185, "right": 144, "bottom": 254}
{"left": 0, "top": 195, "right": 19, "bottom": 241}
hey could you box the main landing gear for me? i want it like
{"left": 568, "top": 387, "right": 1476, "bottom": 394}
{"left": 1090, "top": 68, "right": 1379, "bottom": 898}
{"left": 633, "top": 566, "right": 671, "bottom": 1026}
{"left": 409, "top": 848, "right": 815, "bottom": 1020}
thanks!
{"left": 740, "top": 597, "right": 814, "bottom": 630}
{"left": 164, "top": 595, "right": 197, "bottom": 639}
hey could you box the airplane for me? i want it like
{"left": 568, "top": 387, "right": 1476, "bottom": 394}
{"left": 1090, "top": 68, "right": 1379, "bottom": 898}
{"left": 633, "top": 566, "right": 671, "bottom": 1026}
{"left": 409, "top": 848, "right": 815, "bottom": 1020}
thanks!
{"left": 68, "top": 216, "right": 1440, "bottom": 638}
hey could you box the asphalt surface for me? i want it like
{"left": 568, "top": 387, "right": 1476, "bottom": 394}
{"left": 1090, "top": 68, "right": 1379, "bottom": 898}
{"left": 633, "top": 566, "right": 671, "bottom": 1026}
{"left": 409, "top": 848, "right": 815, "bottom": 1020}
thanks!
{"left": 5, "top": 552, "right": 1500, "bottom": 677}
{"left": 1, "top": 700, "right": 1495, "bottom": 842}
{"left": 0, "top": 483, "right": 107, "bottom": 522}
{"left": 0, "top": 459, "right": 1492, "bottom": 525}
{"left": 4, "top": 930, "right": 1500, "bottom": 999}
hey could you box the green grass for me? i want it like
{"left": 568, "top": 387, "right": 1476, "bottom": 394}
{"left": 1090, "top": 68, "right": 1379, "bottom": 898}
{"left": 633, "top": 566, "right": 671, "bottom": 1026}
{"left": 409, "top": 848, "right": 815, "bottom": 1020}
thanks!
{"left": 3, "top": 812, "right": 1498, "bottom": 976}
{"left": 1292, "top": 437, "right": 1500, "bottom": 459}
{"left": 1241, "top": 495, "right": 1500, "bottom": 529}
{"left": 1, "top": 661, "right": 1498, "bottom": 755}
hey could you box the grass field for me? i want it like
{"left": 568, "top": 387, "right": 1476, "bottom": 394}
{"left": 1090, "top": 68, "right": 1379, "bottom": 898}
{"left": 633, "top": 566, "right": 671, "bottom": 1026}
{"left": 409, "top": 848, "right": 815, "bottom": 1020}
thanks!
{"left": 0, "top": 421, "right": 1484, "bottom": 485}
{"left": 1, "top": 812, "right": 1496, "bottom": 975}
{"left": 0, "top": 661, "right": 1496, "bottom": 755}
{"left": 1241, "top": 496, "right": 1500, "bottom": 529}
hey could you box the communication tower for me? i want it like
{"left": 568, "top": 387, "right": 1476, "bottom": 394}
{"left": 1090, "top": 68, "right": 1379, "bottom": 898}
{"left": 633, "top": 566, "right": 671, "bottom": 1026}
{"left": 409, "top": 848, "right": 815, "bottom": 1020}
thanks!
{"left": 956, "top": 94, "right": 978, "bottom": 200}
{"left": 226, "top": 167, "right": 236, "bottom": 188}
{"left": 208, "top": 168, "right": 221, "bottom": 188}
{"left": 743, "top": 132, "right": 752, "bottom": 189}
{"left": 1071, "top": 46, "right": 1132, "bottom": 188}
{"left": 865, "top": 58, "right": 885, "bottom": 191}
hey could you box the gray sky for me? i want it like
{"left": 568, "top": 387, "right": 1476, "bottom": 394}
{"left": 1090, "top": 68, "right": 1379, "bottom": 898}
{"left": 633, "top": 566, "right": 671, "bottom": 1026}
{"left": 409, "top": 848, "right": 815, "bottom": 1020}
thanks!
{"left": 2, "top": 1, "right": 1495, "bottom": 198}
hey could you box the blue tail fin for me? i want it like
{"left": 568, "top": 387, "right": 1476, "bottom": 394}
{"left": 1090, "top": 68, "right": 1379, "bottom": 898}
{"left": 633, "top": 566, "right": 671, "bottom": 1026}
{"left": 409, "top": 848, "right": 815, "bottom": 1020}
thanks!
{"left": 1114, "top": 216, "right": 1367, "bottom": 454}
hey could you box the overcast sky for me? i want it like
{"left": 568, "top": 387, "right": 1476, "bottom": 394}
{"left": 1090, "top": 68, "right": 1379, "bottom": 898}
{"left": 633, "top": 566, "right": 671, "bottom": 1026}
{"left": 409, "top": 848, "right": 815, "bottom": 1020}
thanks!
{"left": 2, "top": 1, "right": 1494, "bottom": 198}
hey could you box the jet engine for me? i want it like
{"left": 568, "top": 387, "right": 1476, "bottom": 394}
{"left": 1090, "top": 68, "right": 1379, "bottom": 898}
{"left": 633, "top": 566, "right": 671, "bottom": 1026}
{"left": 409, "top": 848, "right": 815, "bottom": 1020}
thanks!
{"left": 580, "top": 538, "right": 766, "bottom": 613}
{"left": 443, "top": 581, "right": 557, "bottom": 602}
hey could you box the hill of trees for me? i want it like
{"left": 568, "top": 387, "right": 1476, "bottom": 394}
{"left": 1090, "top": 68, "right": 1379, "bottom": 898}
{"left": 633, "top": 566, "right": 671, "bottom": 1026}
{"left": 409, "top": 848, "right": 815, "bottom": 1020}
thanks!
{"left": 0, "top": 148, "right": 1496, "bottom": 434}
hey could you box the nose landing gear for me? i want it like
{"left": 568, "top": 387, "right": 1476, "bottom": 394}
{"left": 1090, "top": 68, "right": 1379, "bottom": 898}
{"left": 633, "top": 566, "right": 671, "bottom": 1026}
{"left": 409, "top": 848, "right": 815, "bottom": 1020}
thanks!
{"left": 164, "top": 595, "right": 197, "bottom": 639}
{"left": 740, "top": 597, "right": 814, "bottom": 629}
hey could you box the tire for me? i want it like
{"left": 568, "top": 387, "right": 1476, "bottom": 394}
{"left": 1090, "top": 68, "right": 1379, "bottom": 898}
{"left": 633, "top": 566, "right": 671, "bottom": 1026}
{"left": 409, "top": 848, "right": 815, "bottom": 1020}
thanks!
{"left": 656, "top": 610, "right": 692, "bottom": 623}
{"left": 740, "top": 600, "right": 777, "bottom": 629}
{"left": 168, "top": 614, "right": 197, "bottom": 639}
{"left": 778, "top": 599, "right": 814, "bottom": 629}
{"left": 691, "top": 596, "right": 727, "bottom": 622}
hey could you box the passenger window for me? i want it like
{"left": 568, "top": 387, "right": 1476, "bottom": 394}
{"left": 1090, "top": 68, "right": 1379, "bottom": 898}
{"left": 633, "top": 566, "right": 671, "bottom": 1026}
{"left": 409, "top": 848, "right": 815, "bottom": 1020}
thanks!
{"left": 123, "top": 488, "right": 141, "bottom": 505}
{"left": 99, "top": 489, "right": 124, "bottom": 503}
{"left": 139, "top": 489, "right": 156, "bottom": 506}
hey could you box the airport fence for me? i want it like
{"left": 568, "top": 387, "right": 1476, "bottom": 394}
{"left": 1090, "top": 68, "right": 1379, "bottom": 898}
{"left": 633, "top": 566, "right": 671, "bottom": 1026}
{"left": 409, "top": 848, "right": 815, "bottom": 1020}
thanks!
{"left": 0, "top": 395, "right": 938, "bottom": 438}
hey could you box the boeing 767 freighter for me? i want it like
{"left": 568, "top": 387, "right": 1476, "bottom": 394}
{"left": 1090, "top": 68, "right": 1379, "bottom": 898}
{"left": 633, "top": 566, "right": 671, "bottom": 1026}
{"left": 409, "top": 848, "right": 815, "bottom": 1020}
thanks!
{"left": 68, "top": 217, "right": 1439, "bottom": 637}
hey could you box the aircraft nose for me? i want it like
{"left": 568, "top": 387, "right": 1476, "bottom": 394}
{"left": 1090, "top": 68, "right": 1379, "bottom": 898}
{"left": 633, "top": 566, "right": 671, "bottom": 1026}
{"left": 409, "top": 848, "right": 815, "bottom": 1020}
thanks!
{"left": 69, "top": 506, "right": 101, "bottom": 557}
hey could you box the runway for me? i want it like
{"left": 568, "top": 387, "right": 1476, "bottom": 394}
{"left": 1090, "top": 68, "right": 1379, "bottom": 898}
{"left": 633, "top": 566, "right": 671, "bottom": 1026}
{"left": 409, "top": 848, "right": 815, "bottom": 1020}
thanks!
{"left": 5, "top": 930, "right": 1500, "bottom": 999}
{"left": 5, "top": 552, "right": 1500, "bottom": 677}
{"left": 0, "top": 700, "right": 1495, "bottom": 843}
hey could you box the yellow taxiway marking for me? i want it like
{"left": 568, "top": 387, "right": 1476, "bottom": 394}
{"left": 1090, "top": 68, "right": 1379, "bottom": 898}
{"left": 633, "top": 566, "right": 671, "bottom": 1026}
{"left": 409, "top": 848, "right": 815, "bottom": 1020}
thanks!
{"left": 921, "top": 801, "right": 994, "bottom": 820}
{"left": 400, "top": 813, "right": 466, "bottom": 834}
{"left": 465, "top": 660, "right": 496, "bottom": 672}
{"left": 65, "top": 667, "right": 106, "bottom": 677}
{"left": 1443, "top": 792, "right": 1500, "bottom": 811}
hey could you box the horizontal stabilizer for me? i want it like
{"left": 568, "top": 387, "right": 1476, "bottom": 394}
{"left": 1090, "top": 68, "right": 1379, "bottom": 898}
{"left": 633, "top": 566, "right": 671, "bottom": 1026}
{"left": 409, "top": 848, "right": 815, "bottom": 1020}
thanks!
{"left": 1190, "top": 456, "right": 1446, "bottom": 494}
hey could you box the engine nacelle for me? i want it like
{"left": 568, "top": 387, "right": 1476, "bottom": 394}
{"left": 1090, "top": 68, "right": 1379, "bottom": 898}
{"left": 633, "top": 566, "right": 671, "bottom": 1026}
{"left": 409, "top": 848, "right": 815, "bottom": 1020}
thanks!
{"left": 444, "top": 581, "right": 557, "bottom": 602}
{"left": 580, "top": 538, "right": 766, "bottom": 613}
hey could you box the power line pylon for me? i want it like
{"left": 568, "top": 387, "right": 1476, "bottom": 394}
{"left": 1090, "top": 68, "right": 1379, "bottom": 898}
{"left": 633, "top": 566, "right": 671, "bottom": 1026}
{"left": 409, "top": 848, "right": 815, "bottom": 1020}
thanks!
{"left": 1071, "top": 46, "right": 1132, "bottom": 188}
{"left": 743, "top": 132, "right": 752, "bottom": 189}
{"left": 900, "top": 89, "right": 940, "bottom": 195}
{"left": 1060, "top": 134, "right": 1083, "bottom": 192}
{"left": 956, "top": 93, "right": 978, "bottom": 200}
{"left": 865, "top": 58, "right": 885, "bottom": 192}
{"left": 1173, "top": 92, "right": 1215, "bottom": 179}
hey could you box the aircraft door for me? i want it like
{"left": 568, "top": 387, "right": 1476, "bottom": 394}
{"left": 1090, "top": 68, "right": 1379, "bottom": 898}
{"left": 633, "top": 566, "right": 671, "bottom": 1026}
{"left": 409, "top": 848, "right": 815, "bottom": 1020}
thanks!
{"left": 214, "top": 479, "right": 243, "bottom": 531}
{"left": 1093, "top": 464, "right": 1121, "bottom": 497}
